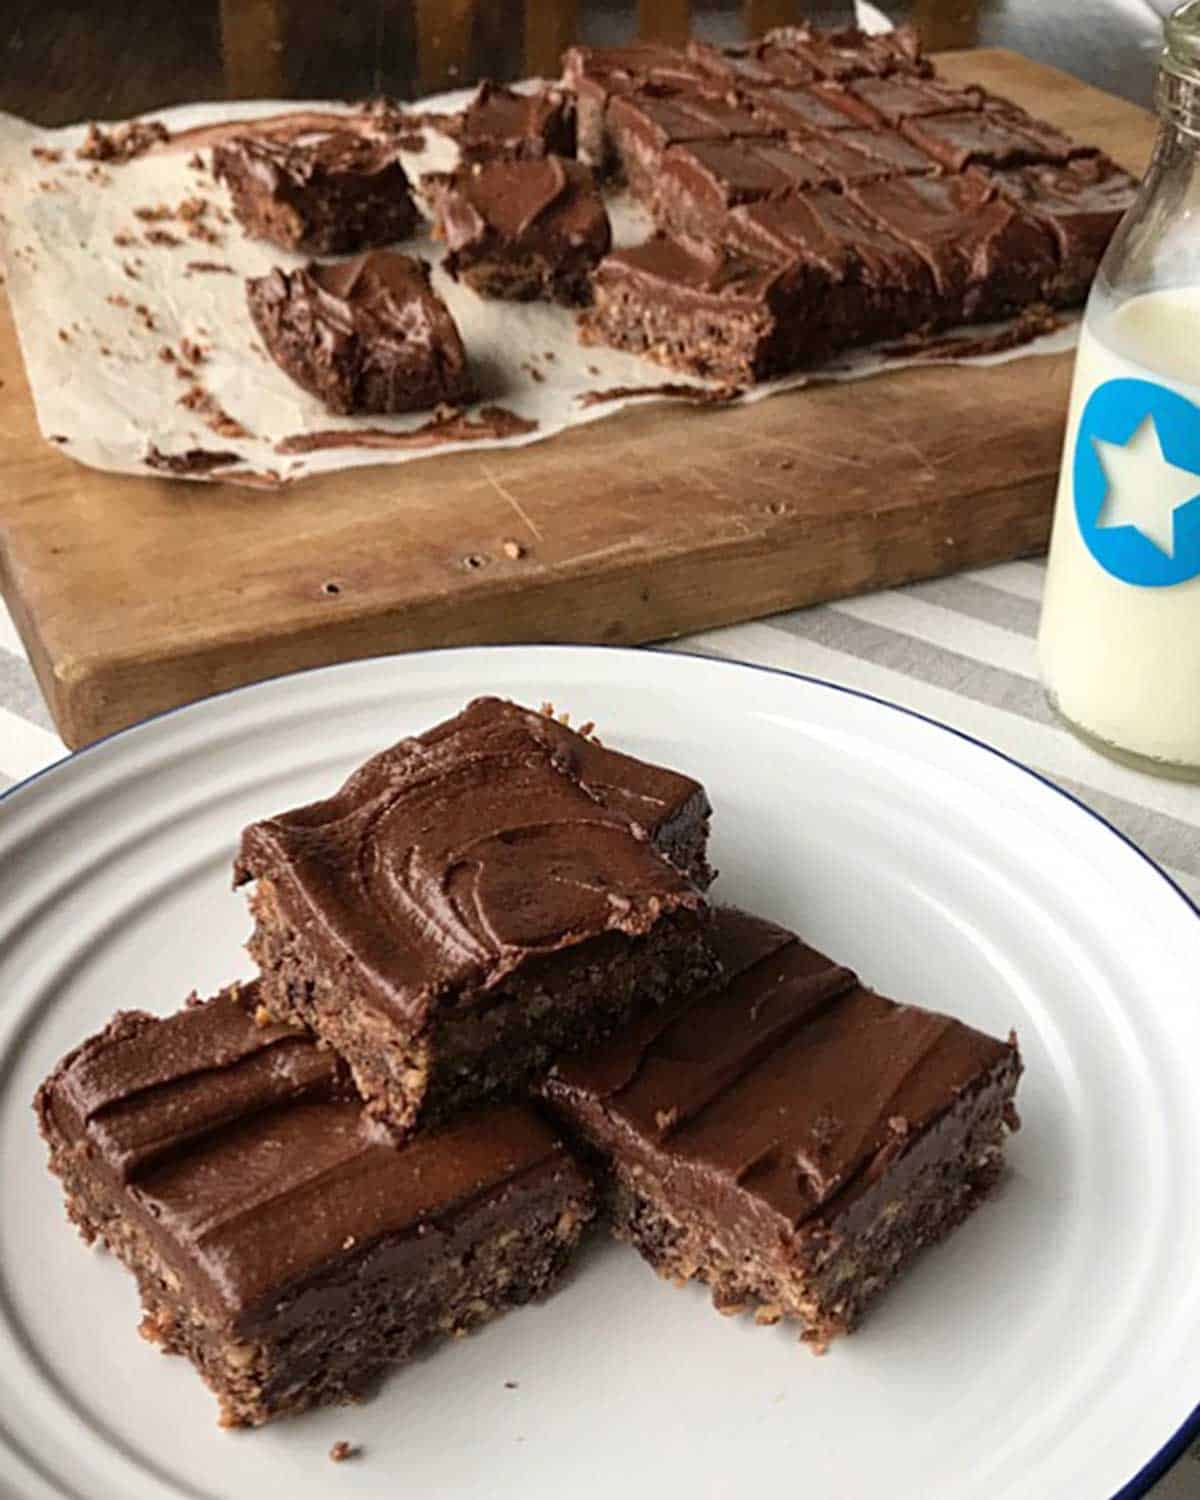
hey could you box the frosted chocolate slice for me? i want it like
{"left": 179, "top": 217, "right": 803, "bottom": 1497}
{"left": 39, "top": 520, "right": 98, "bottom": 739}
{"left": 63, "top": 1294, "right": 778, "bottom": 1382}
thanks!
{"left": 606, "top": 89, "right": 774, "bottom": 198}
{"left": 36, "top": 983, "right": 595, "bottom": 1427}
{"left": 443, "top": 80, "right": 576, "bottom": 162}
{"left": 425, "top": 155, "right": 611, "bottom": 305}
{"left": 213, "top": 129, "right": 419, "bottom": 254}
{"left": 235, "top": 697, "right": 717, "bottom": 1137}
{"left": 246, "top": 251, "right": 474, "bottom": 415}
{"left": 989, "top": 155, "right": 1138, "bottom": 303}
{"left": 849, "top": 172, "right": 1058, "bottom": 323}
{"left": 543, "top": 908, "right": 1022, "bottom": 1348}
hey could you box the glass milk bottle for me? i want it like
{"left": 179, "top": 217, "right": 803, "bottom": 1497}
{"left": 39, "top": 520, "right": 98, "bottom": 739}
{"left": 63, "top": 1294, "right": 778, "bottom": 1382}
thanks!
{"left": 1038, "top": 0, "right": 1200, "bottom": 777}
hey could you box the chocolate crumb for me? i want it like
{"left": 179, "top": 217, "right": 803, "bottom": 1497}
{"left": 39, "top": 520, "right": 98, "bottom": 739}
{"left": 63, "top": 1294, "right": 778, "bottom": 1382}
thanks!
{"left": 178, "top": 384, "right": 251, "bottom": 439}
{"left": 185, "top": 259, "right": 234, "bottom": 275}
{"left": 31, "top": 146, "right": 63, "bottom": 164}
{"left": 145, "top": 228, "right": 181, "bottom": 247}
{"left": 121, "top": 260, "right": 140, "bottom": 280}
{"left": 178, "top": 196, "right": 207, "bottom": 222}
{"left": 777, "top": 458, "right": 795, "bottom": 471}
{"left": 529, "top": 367, "right": 545, "bottom": 383}
{"left": 106, "top": 293, "right": 130, "bottom": 308}
{"left": 158, "top": 345, "right": 177, "bottom": 364}
{"left": 501, "top": 539, "right": 525, "bottom": 560}
{"left": 112, "top": 231, "right": 136, "bottom": 248}
{"left": 77, "top": 119, "right": 169, "bottom": 164}
{"left": 329, "top": 1441, "right": 360, "bottom": 1463}
{"left": 504, "top": 1380, "right": 518, "bottom": 1389}
{"left": 57, "top": 328, "right": 70, "bottom": 343}
{"left": 134, "top": 204, "right": 173, "bottom": 222}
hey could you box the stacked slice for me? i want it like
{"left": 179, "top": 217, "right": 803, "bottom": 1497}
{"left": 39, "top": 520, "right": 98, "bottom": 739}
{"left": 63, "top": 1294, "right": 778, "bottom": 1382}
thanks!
{"left": 36, "top": 695, "right": 1022, "bottom": 1429}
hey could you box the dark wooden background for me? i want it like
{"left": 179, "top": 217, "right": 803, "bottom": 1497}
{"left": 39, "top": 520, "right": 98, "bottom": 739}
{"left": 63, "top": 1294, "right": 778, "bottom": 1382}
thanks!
{"left": 0, "top": 0, "right": 1173, "bottom": 126}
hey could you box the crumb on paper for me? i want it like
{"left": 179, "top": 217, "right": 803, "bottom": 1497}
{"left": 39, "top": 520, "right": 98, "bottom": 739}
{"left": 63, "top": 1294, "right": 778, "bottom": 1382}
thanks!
{"left": 106, "top": 293, "right": 130, "bottom": 308}
{"left": 329, "top": 1441, "right": 361, "bottom": 1463}
{"left": 121, "top": 260, "right": 140, "bottom": 280}
{"left": 185, "top": 259, "right": 234, "bottom": 275}
{"left": 252, "top": 1003, "right": 273, "bottom": 1027}
{"left": 178, "top": 384, "right": 251, "bottom": 439}
{"left": 501, "top": 538, "right": 525, "bottom": 560}
{"left": 77, "top": 118, "right": 169, "bottom": 163}
{"left": 504, "top": 1380, "right": 518, "bottom": 1389}
{"left": 31, "top": 145, "right": 62, "bottom": 163}
{"left": 57, "top": 328, "right": 70, "bottom": 343}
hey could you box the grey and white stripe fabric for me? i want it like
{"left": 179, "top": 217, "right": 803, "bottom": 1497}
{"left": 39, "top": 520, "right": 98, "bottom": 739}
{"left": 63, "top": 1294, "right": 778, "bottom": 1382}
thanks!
{"left": 670, "top": 559, "right": 1200, "bottom": 911}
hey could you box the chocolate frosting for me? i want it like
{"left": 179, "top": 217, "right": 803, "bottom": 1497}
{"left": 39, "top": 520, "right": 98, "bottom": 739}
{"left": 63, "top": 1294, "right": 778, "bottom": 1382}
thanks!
{"left": 37, "top": 984, "right": 574, "bottom": 1329}
{"left": 990, "top": 156, "right": 1139, "bottom": 263}
{"left": 428, "top": 156, "right": 610, "bottom": 258}
{"left": 445, "top": 80, "right": 575, "bottom": 160}
{"left": 216, "top": 129, "right": 406, "bottom": 192}
{"left": 236, "top": 697, "right": 707, "bottom": 1027}
{"left": 901, "top": 107, "right": 1076, "bottom": 172}
{"left": 726, "top": 190, "right": 932, "bottom": 291}
{"left": 846, "top": 74, "right": 984, "bottom": 126}
{"left": 544, "top": 908, "right": 1020, "bottom": 1229}
{"left": 594, "top": 233, "right": 787, "bottom": 311}
{"left": 751, "top": 85, "right": 863, "bottom": 135}
{"left": 849, "top": 173, "right": 1056, "bottom": 300}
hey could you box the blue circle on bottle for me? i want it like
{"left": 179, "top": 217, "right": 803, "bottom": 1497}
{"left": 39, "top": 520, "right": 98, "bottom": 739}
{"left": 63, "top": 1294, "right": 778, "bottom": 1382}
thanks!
{"left": 1074, "top": 377, "right": 1200, "bottom": 587}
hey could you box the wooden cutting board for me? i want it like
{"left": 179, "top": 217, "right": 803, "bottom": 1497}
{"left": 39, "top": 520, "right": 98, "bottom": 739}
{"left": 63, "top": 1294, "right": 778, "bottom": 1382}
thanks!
{"left": 0, "top": 50, "right": 1157, "bottom": 749}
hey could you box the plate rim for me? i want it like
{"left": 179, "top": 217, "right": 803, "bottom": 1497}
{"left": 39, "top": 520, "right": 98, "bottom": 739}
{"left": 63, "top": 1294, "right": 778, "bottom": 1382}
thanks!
{"left": 2, "top": 639, "right": 1197, "bottom": 1500}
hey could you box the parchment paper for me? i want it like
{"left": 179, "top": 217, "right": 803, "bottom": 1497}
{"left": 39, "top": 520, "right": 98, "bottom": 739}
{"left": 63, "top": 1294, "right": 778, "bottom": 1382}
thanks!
{"left": 0, "top": 86, "right": 1080, "bottom": 487}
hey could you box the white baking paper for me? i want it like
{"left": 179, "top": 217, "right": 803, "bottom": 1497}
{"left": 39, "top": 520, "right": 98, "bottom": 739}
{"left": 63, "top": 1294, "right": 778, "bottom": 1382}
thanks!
{"left": 0, "top": 86, "right": 1080, "bottom": 487}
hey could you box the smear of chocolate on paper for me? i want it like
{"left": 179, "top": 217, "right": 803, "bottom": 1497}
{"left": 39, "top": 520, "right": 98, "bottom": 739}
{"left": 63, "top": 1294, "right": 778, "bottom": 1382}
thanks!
{"left": 575, "top": 381, "right": 742, "bottom": 408}
{"left": 145, "top": 444, "right": 240, "bottom": 474}
{"left": 275, "top": 405, "right": 537, "bottom": 454}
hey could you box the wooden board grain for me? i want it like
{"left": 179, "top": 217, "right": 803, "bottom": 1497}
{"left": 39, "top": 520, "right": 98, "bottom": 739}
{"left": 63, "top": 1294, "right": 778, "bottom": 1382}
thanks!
{"left": 0, "top": 50, "right": 1158, "bottom": 748}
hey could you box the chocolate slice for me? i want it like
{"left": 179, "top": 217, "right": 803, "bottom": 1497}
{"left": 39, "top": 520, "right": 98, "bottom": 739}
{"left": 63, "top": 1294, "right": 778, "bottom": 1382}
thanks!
{"left": 213, "top": 130, "right": 419, "bottom": 254}
{"left": 36, "top": 983, "right": 595, "bottom": 1427}
{"left": 246, "top": 251, "right": 474, "bottom": 415}
{"left": 989, "top": 155, "right": 1138, "bottom": 303}
{"left": 850, "top": 172, "right": 1058, "bottom": 322}
{"left": 235, "top": 696, "right": 717, "bottom": 1137}
{"left": 542, "top": 908, "right": 1022, "bottom": 1348}
{"left": 426, "top": 155, "right": 611, "bottom": 305}
{"left": 443, "top": 80, "right": 576, "bottom": 162}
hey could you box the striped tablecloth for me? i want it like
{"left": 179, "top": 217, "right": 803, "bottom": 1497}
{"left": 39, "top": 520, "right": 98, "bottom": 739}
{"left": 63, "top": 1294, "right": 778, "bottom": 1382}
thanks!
{"left": 1, "top": 570, "right": 1197, "bottom": 1494}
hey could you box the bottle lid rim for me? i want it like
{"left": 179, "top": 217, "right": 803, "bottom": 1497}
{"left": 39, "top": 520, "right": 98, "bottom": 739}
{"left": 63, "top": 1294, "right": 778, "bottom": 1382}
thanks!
{"left": 1165, "top": 0, "right": 1200, "bottom": 81}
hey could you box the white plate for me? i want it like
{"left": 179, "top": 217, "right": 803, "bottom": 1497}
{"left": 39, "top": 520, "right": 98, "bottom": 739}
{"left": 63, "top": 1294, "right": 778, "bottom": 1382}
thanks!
{"left": 1, "top": 645, "right": 1197, "bottom": 1500}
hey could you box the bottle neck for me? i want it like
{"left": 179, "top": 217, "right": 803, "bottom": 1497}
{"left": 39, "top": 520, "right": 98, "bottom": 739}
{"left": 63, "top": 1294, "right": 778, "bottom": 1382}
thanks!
{"left": 1156, "top": 65, "right": 1200, "bottom": 141}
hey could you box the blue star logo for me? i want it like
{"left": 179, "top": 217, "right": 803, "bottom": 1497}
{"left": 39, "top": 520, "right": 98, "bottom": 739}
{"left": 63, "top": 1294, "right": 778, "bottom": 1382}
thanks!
{"left": 1074, "top": 378, "right": 1200, "bottom": 587}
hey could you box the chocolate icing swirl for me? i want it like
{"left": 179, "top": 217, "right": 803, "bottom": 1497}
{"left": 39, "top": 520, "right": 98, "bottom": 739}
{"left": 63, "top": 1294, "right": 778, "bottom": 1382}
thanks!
{"left": 545, "top": 907, "right": 1020, "bottom": 1227}
{"left": 236, "top": 697, "right": 708, "bottom": 1024}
